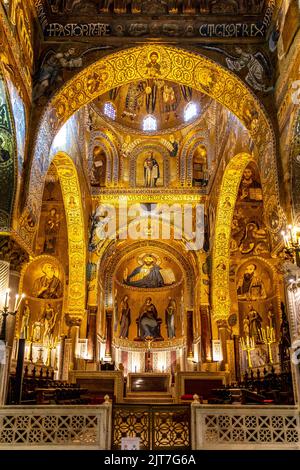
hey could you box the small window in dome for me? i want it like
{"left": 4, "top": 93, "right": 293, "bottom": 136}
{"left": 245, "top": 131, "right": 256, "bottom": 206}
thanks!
{"left": 104, "top": 102, "right": 116, "bottom": 120}
{"left": 143, "top": 115, "right": 157, "bottom": 131}
{"left": 184, "top": 102, "right": 198, "bottom": 122}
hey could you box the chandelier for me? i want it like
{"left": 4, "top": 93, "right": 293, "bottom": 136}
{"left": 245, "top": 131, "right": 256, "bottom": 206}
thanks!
{"left": 281, "top": 225, "right": 300, "bottom": 267}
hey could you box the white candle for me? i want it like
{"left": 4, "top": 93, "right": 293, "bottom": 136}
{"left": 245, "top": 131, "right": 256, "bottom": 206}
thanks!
{"left": 4, "top": 289, "right": 10, "bottom": 309}
{"left": 16, "top": 293, "right": 25, "bottom": 312}
{"left": 14, "top": 294, "right": 19, "bottom": 312}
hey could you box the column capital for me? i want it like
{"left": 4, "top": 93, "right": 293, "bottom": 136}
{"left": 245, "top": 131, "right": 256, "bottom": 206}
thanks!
{"left": 217, "top": 319, "right": 229, "bottom": 329}
{"left": 65, "top": 314, "right": 82, "bottom": 329}
{"left": 88, "top": 306, "right": 98, "bottom": 315}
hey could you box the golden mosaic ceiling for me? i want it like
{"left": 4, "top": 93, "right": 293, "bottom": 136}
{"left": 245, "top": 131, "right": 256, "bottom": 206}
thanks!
{"left": 40, "top": 1, "right": 268, "bottom": 18}
{"left": 91, "top": 80, "right": 212, "bottom": 133}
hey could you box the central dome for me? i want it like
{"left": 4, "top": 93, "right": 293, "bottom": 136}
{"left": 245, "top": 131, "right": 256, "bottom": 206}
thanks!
{"left": 91, "top": 79, "right": 212, "bottom": 134}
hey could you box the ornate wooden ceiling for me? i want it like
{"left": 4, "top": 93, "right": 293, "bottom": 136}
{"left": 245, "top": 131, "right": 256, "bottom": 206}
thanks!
{"left": 41, "top": 0, "right": 267, "bottom": 16}
{"left": 34, "top": 1, "right": 275, "bottom": 40}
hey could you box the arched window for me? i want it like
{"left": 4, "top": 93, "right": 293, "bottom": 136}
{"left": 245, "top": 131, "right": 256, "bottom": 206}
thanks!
{"left": 143, "top": 115, "right": 157, "bottom": 131}
{"left": 104, "top": 102, "right": 116, "bottom": 120}
{"left": 184, "top": 102, "right": 198, "bottom": 122}
{"left": 52, "top": 122, "right": 67, "bottom": 149}
{"left": 192, "top": 145, "right": 208, "bottom": 187}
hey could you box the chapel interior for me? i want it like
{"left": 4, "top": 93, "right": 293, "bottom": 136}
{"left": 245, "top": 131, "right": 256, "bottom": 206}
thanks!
{"left": 1, "top": 0, "right": 300, "bottom": 451}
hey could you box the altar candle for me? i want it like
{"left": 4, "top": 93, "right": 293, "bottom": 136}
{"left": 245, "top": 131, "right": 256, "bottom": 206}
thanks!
{"left": 4, "top": 289, "right": 9, "bottom": 309}
{"left": 14, "top": 294, "right": 19, "bottom": 312}
{"left": 288, "top": 225, "right": 293, "bottom": 244}
{"left": 16, "top": 293, "right": 25, "bottom": 311}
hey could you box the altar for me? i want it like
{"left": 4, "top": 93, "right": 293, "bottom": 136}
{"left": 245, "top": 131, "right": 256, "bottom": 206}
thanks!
{"left": 127, "top": 373, "right": 171, "bottom": 394}
{"left": 69, "top": 370, "right": 125, "bottom": 403}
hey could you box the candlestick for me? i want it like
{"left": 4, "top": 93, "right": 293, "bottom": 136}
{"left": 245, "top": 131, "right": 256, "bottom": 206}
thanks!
{"left": 240, "top": 335, "right": 255, "bottom": 369}
{"left": 261, "top": 326, "right": 276, "bottom": 364}
{"left": 0, "top": 291, "right": 26, "bottom": 342}
{"left": 282, "top": 224, "right": 300, "bottom": 267}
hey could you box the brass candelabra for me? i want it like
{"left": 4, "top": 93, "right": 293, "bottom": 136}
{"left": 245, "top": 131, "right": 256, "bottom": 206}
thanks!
{"left": 282, "top": 224, "right": 300, "bottom": 267}
{"left": 240, "top": 335, "right": 255, "bottom": 369}
{"left": 0, "top": 290, "right": 25, "bottom": 342}
{"left": 261, "top": 326, "right": 276, "bottom": 364}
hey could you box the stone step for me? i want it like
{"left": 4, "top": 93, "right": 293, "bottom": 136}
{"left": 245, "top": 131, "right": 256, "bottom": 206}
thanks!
{"left": 124, "top": 391, "right": 174, "bottom": 404}
{"left": 123, "top": 398, "right": 175, "bottom": 404}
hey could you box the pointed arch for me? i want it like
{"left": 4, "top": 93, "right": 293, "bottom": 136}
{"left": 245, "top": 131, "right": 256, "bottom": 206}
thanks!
{"left": 0, "top": 68, "right": 17, "bottom": 231}
{"left": 88, "top": 129, "right": 119, "bottom": 187}
{"left": 290, "top": 109, "right": 300, "bottom": 224}
{"left": 51, "top": 152, "right": 86, "bottom": 316}
{"left": 99, "top": 239, "right": 197, "bottom": 309}
{"left": 180, "top": 129, "right": 210, "bottom": 186}
{"left": 129, "top": 142, "right": 170, "bottom": 187}
{"left": 21, "top": 45, "right": 280, "bottom": 248}
{"left": 212, "top": 153, "right": 256, "bottom": 322}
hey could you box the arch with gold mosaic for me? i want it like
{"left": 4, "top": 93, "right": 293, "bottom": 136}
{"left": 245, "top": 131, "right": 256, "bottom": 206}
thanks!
{"left": 22, "top": 45, "right": 281, "bottom": 246}
{"left": 290, "top": 109, "right": 300, "bottom": 224}
{"left": 212, "top": 152, "right": 257, "bottom": 322}
{"left": 0, "top": 67, "right": 17, "bottom": 231}
{"left": 17, "top": 45, "right": 283, "bottom": 324}
{"left": 51, "top": 152, "right": 86, "bottom": 317}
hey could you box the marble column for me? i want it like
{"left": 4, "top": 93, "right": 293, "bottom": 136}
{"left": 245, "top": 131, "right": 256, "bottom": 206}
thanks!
{"left": 0, "top": 345, "right": 11, "bottom": 405}
{"left": 283, "top": 264, "right": 300, "bottom": 405}
{"left": 7, "top": 270, "right": 21, "bottom": 347}
{"left": 0, "top": 266, "right": 21, "bottom": 404}
{"left": 200, "top": 305, "right": 212, "bottom": 362}
{"left": 14, "top": 338, "right": 25, "bottom": 404}
{"left": 105, "top": 309, "right": 113, "bottom": 360}
{"left": 217, "top": 319, "right": 231, "bottom": 371}
{"left": 187, "top": 310, "right": 194, "bottom": 359}
{"left": 58, "top": 335, "right": 66, "bottom": 381}
{"left": 233, "top": 335, "right": 241, "bottom": 382}
{"left": 87, "top": 306, "right": 97, "bottom": 362}
{"left": 65, "top": 315, "right": 82, "bottom": 372}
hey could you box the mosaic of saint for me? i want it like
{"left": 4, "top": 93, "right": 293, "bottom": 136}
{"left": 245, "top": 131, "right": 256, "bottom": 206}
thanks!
{"left": 31, "top": 262, "right": 63, "bottom": 299}
{"left": 236, "top": 260, "right": 279, "bottom": 369}
{"left": 137, "top": 296, "right": 163, "bottom": 340}
{"left": 230, "top": 163, "right": 270, "bottom": 256}
{"left": 236, "top": 262, "right": 268, "bottom": 301}
{"left": 19, "top": 258, "right": 64, "bottom": 353}
{"left": 135, "top": 149, "right": 164, "bottom": 187}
